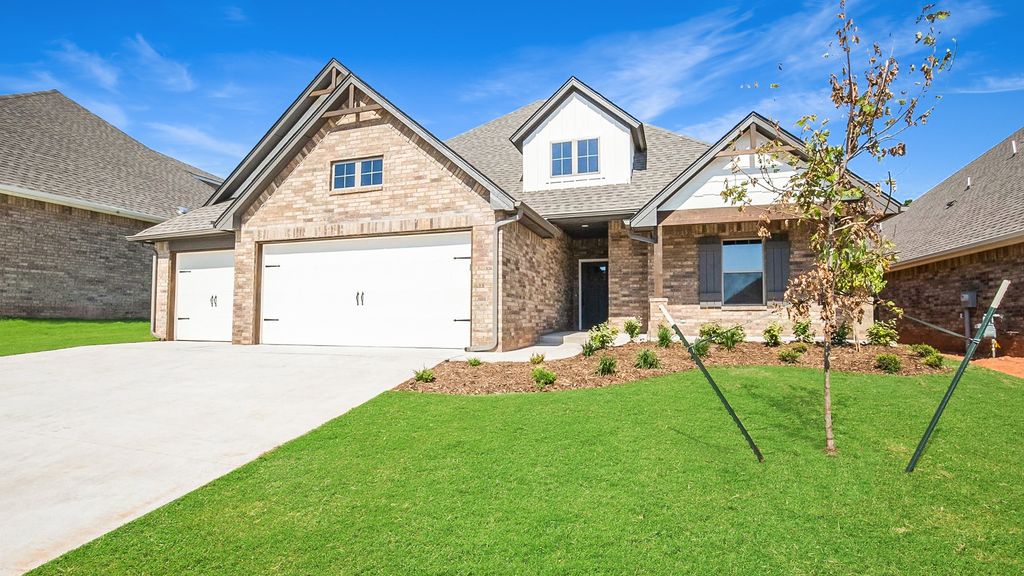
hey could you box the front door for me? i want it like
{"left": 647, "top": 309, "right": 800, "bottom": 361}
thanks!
{"left": 579, "top": 260, "right": 609, "bottom": 330}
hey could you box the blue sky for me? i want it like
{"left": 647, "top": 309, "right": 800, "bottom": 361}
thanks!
{"left": 1, "top": 1, "right": 1021, "bottom": 200}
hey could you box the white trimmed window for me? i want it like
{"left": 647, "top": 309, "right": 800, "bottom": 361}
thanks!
{"left": 550, "top": 139, "right": 599, "bottom": 177}
{"left": 551, "top": 141, "right": 572, "bottom": 176}
{"left": 332, "top": 157, "right": 383, "bottom": 190}
{"left": 722, "top": 239, "right": 764, "bottom": 305}
{"left": 577, "top": 138, "right": 599, "bottom": 173}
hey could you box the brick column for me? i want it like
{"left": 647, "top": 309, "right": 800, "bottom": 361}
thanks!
{"left": 648, "top": 297, "right": 668, "bottom": 338}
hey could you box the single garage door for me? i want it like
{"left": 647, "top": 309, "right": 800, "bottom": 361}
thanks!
{"left": 175, "top": 250, "right": 235, "bottom": 342}
{"left": 260, "top": 232, "right": 471, "bottom": 348}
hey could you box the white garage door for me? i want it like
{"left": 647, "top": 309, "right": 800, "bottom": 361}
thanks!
{"left": 260, "top": 232, "right": 472, "bottom": 348}
{"left": 175, "top": 250, "right": 235, "bottom": 342}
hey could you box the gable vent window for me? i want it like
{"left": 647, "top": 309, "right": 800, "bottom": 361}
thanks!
{"left": 722, "top": 239, "right": 764, "bottom": 306}
{"left": 332, "top": 157, "right": 383, "bottom": 190}
{"left": 577, "top": 138, "right": 599, "bottom": 174}
{"left": 551, "top": 142, "right": 573, "bottom": 176}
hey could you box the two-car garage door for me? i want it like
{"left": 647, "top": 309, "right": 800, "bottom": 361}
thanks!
{"left": 259, "top": 232, "right": 472, "bottom": 348}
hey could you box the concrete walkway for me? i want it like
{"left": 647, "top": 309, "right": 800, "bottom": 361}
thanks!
{"left": 0, "top": 341, "right": 453, "bottom": 575}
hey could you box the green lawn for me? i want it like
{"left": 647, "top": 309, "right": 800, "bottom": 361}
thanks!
{"left": 0, "top": 318, "right": 154, "bottom": 356}
{"left": 35, "top": 367, "right": 1023, "bottom": 575}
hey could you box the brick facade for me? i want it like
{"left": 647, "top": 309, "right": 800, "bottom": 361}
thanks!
{"left": 0, "top": 192, "right": 153, "bottom": 319}
{"left": 882, "top": 242, "right": 1024, "bottom": 356}
{"left": 500, "top": 222, "right": 573, "bottom": 349}
{"left": 608, "top": 219, "right": 650, "bottom": 328}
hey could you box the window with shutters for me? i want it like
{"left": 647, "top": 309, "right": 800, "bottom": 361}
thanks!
{"left": 722, "top": 239, "right": 764, "bottom": 306}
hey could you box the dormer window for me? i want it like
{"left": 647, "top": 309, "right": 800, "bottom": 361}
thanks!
{"left": 550, "top": 138, "right": 599, "bottom": 177}
{"left": 551, "top": 142, "right": 572, "bottom": 176}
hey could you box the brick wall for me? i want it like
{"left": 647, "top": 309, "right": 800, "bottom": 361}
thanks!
{"left": 882, "top": 242, "right": 1024, "bottom": 356}
{"left": 608, "top": 219, "right": 650, "bottom": 328}
{"left": 0, "top": 192, "right": 153, "bottom": 319}
{"left": 500, "top": 221, "right": 573, "bottom": 349}
{"left": 230, "top": 108, "right": 498, "bottom": 346}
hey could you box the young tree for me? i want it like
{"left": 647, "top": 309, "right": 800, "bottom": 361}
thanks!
{"left": 722, "top": 1, "right": 954, "bottom": 454}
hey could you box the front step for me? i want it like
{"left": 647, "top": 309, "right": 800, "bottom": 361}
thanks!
{"left": 537, "top": 331, "right": 589, "bottom": 346}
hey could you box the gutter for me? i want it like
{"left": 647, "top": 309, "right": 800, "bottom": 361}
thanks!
{"left": 127, "top": 228, "right": 233, "bottom": 243}
{"left": 888, "top": 229, "right": 1024, "bottom": 271}
{"left": 466, "top": 205, "right": 526, "bottom": 353}
{"left": 1, "top": 183, "right": 165, "bottom": 223}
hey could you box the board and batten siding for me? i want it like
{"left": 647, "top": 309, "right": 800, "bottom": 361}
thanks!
{"left": 658, "top": 132, "right": 799, "bottom": 213}
{"left": 521, "top": 93, "right": 634, "bottom": 194}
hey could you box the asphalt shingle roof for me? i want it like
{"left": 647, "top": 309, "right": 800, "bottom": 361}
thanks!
{"left": 0, "top": 90, "right": 219, "bottom": 220}
{"left": 882, "top": 125, "right": 1024, "bottom": 265}
{"left": 446, "top": 101, "right": 708, "bottom": 218}
{"left": 129, "top": 203, "right": 231, "bottom": 239}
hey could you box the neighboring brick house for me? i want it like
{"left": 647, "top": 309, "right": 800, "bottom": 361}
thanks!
{"left": 131, "top": 60, "right": 893, "bottom": 350}
{"left": 0, "top": 90, "right": 219, "bottom": 319}
{"left": 882, "top": 126, "right": 1024, "bottom": 357}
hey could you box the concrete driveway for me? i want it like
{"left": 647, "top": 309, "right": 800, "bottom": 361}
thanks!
{"left": 0, "top": 341, "right": 453, "bottom": 575}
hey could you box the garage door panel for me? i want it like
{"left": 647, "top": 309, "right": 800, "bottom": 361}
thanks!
{"left": 260, "top": 232, "right": 471, "bottom": 348}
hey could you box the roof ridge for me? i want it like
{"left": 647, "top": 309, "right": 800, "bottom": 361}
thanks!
{"left": 446, "top": 99, "right": 545, "bottom": 143}
{"left": 0, "top": 88, "right": 59, "bottom": 100}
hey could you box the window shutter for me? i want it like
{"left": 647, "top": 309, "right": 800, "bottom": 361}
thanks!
{"left": 697, "top": 236, "right": 722, "bottom": 307}
{"left": 765, "top": 235, "right": 790, "bottom": 303}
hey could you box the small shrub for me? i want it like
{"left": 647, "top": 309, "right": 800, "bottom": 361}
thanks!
{"left": 529, "top": 352, "right": 545, "bottom": 365}
{"left": 588, "top": 322, "right": 619, "bottom": 350}
{"left": 623, "top": 317, "right": 642, "bottom": 340}
{"left": 831, "top": 322, "right": 852, "bottom": 346}
{"left": 923, "top": 353, "right": 945, "bottom": 368}
{"left": 532, "top": 367, "right": 557, "bottom": 388}
{"left": 466, "top": 357, "right": 482, "bottom": 367}
{"left": 910, "top": 343, "right": 940, "bottom": 358}
{"left": 778, "top": 348, "right": 802, "bottom": 364}
{"left": 875, "top": 353, "right": 902, "bottom": 374}
{"left": 791, "top": 342, "right": 808, "bottom": 353}
{"left": 793, "top": 319, "right": 815, "bottom": 344}
{"left": 413, "top": 368, "right": 435, "bottom": 383}
{"left": 763, "top": 322, "right": 783, "bottom": 347}
{"left": 867, "top": 319, "right": 899, "bottom": 346}
{"left": 581, "top": 341, "right": 597, "bottom": 357}
{"left": 717, "top": 325, "right": 746, "bottom": 351}
{"left": 691, "top": 338, "right": 711, "bottom": 359}
{"left": 634, "top": 348, "right": 661, "bottom": 369}
{"left": 657, "top": 324, "right": 673, "bottom": 348}
{"left": 596, "top": 355, "right": 617, "bottom": 376}
{"left": 699, "top": 322, "right": 724, "bottom": 343}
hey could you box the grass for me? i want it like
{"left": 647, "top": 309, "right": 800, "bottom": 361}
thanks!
{"left": 0, "top": 318, "right": 154, "bottom": 356}
{"left": 35, "top": 367, "right": 1024, "bottom": 575}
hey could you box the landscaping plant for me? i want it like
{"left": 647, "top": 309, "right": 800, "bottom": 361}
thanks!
{"left": 875, "top": 353, "right": 902, "bottom": 374}
{"left": 778, "top": 348, "right": 802, "bottom": 364}
{"left": 792, "top": 319, "right": 815, "bottom": 344}
{"left": 691, "top": 338, "right": 711, "bottom": 359}
{"left": 791, "top": 342, "right": 808, "bottom": 353}
{"left": 596, "top": 355, "right": 617, "bottom": 376}
{"left": 922, "top": 353, "right": 945, "bottom": 369}
{"left": 763, "top": 322, "right": 783, "bottom": 347}
{"left": 466, "top": 357, "right": 482, "bottom": 367}
{"left": 721, "top": 0, "right": 953, "bottom": 453}
{"left": 634, "top": 349, "right": 661, "bottom": 369}
{"left": 656, "top": 324, "right": 673, "bottom": 348}
{"left": 830, "top": 322, "right": 852, "bottom": 347}
{"left": 623, "top": 317, "right": 642, "bottom": 341}
{"left": 910, "top": 343, "right": 940, "bottom": 358}
{"left": 717, "top": 325, "right": 746, "bottom": 351}
{"left": 581, "top": 341, "right": 597, "bottom": 357}
{"left": 531, "top": 367, "right": 557, "bottom": 389}
{"left": 414, "top": 368, "right": 435, "bottom": 383}
{"left": 588, "top": 322, "right": 619, "bottom": 350}
{"left": 698, "top": 322, "right": 723, "bottom": 343}
{"left": 867, "top": 319, "right": 899, "bottom": 346}
{"left": 529, "top": 353, "right": 545, "bottom": 365}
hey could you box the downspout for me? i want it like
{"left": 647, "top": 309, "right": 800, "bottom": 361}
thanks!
{"left": 466, "top": 205, "right": 525, "bottom": 352}
{"left": 147, "top": 243, "right": 159, "bottom": 339}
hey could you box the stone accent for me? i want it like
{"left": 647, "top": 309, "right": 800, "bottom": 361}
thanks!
{"left": 0, "top": 192, "right": 153, "bottom": 319}
{"left": 500, "top": 221, "right": 573, "bottom": 350}
{"left": 152, "top": 241, "right": 172, "bottom": 339}
{"left": 608, "top": 219, "right": 650, "bottom": 329}
{"left": 882, "top": 242, "right": 1024, "bottom": 356}
{"left": 230, "top": 108, "right": 497, "bottom": 347}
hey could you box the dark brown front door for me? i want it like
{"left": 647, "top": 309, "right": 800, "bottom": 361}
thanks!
{"left": 580, "top": 260, "right": 608, "bottom": 330}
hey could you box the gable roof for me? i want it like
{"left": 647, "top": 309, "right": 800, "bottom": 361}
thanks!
{"left": 882, "top": 125, "right": 1024, "bottom": 269}
{"left": 208, "top": 60, "right": 518, "bottom": 231}
{"left": 630, "top": 111, "right": 899, "bottom": 228}
{"left": 509, "top": 77, "right": 647, "bottom": 152}
{"left": 0, "top": 90, "right": 219, "bottom": 221}
{"left": 448, "top": 102, "right": 707, "bottom": 219}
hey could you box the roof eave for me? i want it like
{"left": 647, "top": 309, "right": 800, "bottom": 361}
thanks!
{"left": 126, "top": 228, "right": 233, "bottom": 243}
{"left": 0, "top": 182, "right": 166, "bottom": 223}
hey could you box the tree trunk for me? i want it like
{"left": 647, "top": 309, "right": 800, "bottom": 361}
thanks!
{"left": 823, "top": 340, "right": 837, "bottom": 455}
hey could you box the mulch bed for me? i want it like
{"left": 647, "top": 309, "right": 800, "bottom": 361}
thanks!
{"left": 396, "top": 341, "right": 949, "bottom": 395}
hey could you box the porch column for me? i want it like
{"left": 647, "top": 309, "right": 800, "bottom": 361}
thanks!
{"left": 649, "top": 225, "right": 666, "bottom": 337}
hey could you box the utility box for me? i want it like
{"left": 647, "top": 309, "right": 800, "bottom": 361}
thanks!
{"left": 960, "top": 291, "right": 977, "bottom": 308}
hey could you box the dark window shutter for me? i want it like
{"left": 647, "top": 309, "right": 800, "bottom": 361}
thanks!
{"left": 697, "top": 236, "right": 722, "bottom": 307}
{"left": 765, "top": 235, "right": 790, "bottom": 303}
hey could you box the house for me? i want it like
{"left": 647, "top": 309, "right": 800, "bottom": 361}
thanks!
{"left": 130, "top": 59, "right": 892, "bottom": 350}
{"left": 882, "top": 126, "right": 1023, "bottom": 356}
{"left": 0, "top": 90, "right": 219, "bottom": 319}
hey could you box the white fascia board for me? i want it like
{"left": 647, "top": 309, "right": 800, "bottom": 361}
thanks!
{"left": 0, "top": 183, "right": 165, "bottom": 223}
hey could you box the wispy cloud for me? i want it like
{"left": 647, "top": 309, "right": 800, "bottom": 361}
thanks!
{"left": 679, "top": 89, "right": 833, "bottom": 143}
{"left": 50, "top": 41, "right": 119, "bottom": 90}
{"left": 0, "top": 70, "right": 62, "bottom": 92}
{"left": 145, "top": 122, "right": 248, "bottom": 158}
{"left": 950, "top": 74, "right": 1024, "bottom": 94}
{"left": 126, "top": 34, "right": 195, "bottom": 92}
{"left": 223, "top": 6, "right": 247, "bottom": 22}
{"left": 80, "top": 99, "right": 130, "bottom": 128}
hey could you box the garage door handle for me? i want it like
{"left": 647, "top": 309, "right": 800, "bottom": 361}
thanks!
{"left": 177, "top": 317, "right": 190, "bottom": 320}
{"left": 453, "top": 318, "right": 471, "bottom": 322}
{"left": 264, "top": 318, "right": 279, "bottom": 322}
{"left": 355, "top": 291, "right": 364, "bottom": 306}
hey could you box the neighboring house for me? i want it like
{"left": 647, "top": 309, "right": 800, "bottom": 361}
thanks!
{"left": 0, "top": 90, "right": 220, "bottom": 319}
{"left": 130, "top": 60, "right": 894, "bottom": 350}
{"left": 882, "top": 126, "right": 1023, "bottom": 356}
